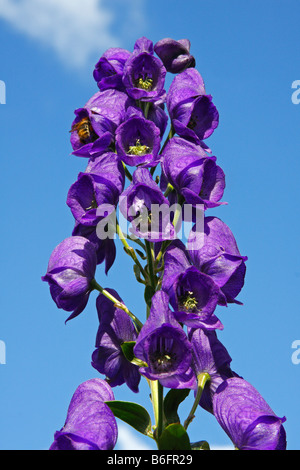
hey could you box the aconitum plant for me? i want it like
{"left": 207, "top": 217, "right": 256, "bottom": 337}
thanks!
{"left": 42, "top": 36, "right": 287, "bottom": 451}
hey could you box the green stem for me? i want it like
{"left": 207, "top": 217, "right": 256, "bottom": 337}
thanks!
{"left": 145, "top": 240, "right": 156, "bottom": 290}
{"left": 122, "top": 162, "right": 133, "bottom": 181}
{"left": 150, "top": 380, "right": 164, "bottom": 440}
{"left": 183, "top": 372, "right": 210, "bottom": 430}
{"left": 90, "top": 279, "right": 143, "bottom": 331}
{"left": 116, "top": 221, "right": 148, "bottom": 281}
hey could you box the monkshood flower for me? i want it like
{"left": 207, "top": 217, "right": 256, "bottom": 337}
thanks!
{"left": 122, "top": 36, "right": 167, "bottom": 103}
{"left": 166, "top": 68, "right": 219, "bottom": 148}
{"left": 93, "top": 47, "right": 131, "bottom": 91}
{"left": 72, "top": 222, "right": 116, "bottom": 274}
{"left": 67, "top": 151, "right": 125, "bottom": 228}
{"left": 66, "top": 172, "right": 120, "bottom": 227}
{"left": 162, "top": 241, "right": 223, "bottom": 330}
{"left": 134, "top": 291, "right": 196, "bottom": 389}
{"left": 213, "top": 377, "right": 287, "bottom": 450}
{"left": 85, "top": 151, "right": 125, "bottom": 196}
{"left": 188, "top": 328, "right": 236, "bottom": 413}
{"left": 92, "top": 289, "right": 140, "bottom": 393}
{"left": 50, "top": 378, "right": 118, "bottom": 450}
{"left": 119, "top": 167, "right": 175, "bottom": 241}
{"left": 70, "top": 106, "right": 114, "bottom": 158}
{"left": 154, "top": 38, "right": 195, "bottom": 73}
{"left": 42, "top": 236, "right": 97, "bottom": 321}
{"left": 161, "top": 137, "right": 226, "bottom": 210}
{"left": 188, "top": 217, "right": 248, "bottom": 304}
{"left": 115, "top": 112, "right": 161, "bottom": 166}
{"left": 71, "top": 89, "right": 135, "bottom": 158}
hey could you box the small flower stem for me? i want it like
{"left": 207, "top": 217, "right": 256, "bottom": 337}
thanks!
{"left": 150, "top": 380, "right": 164, "bottom": 440}
{"left": 116, "top": 221, "right": 148, "bottom": 281}
{"left": 122, "top": 162, "right": 133, "bottom": 181}
{"left": 183, "top": 372, "right": 210, "bottom": 430}
{"left": 145, "top": 240, "right": 156, "bottom": 290}
{"left": 90, "top": 279, "right": 143, "bottom": 332}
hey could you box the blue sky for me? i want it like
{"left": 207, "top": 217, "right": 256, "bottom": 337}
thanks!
{"left": 0, "top": 0, "right": 299, "bottom": 450}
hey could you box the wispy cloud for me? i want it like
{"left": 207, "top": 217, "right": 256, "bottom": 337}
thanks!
{"left": 0, "top": 0, "right": 146, "bottom": 68}
{"left": 116, "top": 424, "right": 154, "bottom": 451}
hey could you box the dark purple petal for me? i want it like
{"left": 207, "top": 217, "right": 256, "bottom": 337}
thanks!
{"left": 154, "top": 38, "right": 195, "bottom": 73}
{"left": 50, "top": 379, "right": 117, "bottom": 450}
{"left": 93, "top": 47, "right": 131, "bottom": 91}
{"left": 122, "top": 46, "right": 166, "bottom": 103}
{"left": 188, "top": 328, "right": 234, "bottom": 412}
{"left": 92, "top": 289, "right": 140, "bottom": 393}
{"left": 119, "top": 168, "right": 175, "bottom": 241}
{"left": 213, "top": 377, "right": 287, "bottom": 450}
{"left": 188, "top": 217, "right": 247, "bottom": 304}
{"left": 42, "top": 236, "right": 97, "bottom": 320}
{"left": 115, "top": 115, "right": 161, "bottom": 166}
{"left": 134, "top": 292, "right": 195, "bottom": 389}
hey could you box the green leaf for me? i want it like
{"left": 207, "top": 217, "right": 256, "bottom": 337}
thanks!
{"left": 105, "top": 400, "right": 152, "bottom": 436}
{"left": 120, "top": 341, "right": 148, "bottom": 367}
{"left": 191, "top": 440, "right": 210, "bottom": 450}
{"left": 158, "top": 423, "right": 191, "bottom": 450}
{"left": 121, "top": 341, "right": 136, "bottom": 362}
{"left": 144, "top": 285, "right": 155, "bottom": 308}
{"left": 163, "top": 388, "right": 190, "bottom": 425}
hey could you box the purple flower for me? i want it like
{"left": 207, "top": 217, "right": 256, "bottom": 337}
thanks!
{"left": 188, "top": 328, "right": 236, "bottom": 413}
{"left": 66, "top": 172, "right": 119, "bottom": 227}
{"left": 154, "top": 38, "right": 195, "bottom": 73}
{"left": 92, "top": 289, "right": 140, "bottom": 393}
{"left": 93, "top": 47, "right": 131, "bottom": 91}
{"left": 162, "top": 242, "right": 223, "bottom": 330}
{"left": 119, "top": 167, "right": 175, "bottom": 241}
{"left": 213, "top": 377, "right": 287, "bottom": 450}
{"left": 134, "top": 291, "right": 196, "bottom": 389}
{"left": 122, "top": 37, "right": 167, "bottom": 103}
{"left": 115, "top": 113, "right": 161, "bottom": 167}
{"left": 167, "top": 68, "right": 219, "bottom": 147}
{"left": 42, "top": 236, "right": 97, "bottom": 321}
{"left": 70, "top": 89, "right": 135, "bottom": 159}
{"left": 85, "top": 151, "right": 125, "bottom": 195}
{"left": 50, "top": 379, "right": 118, "bottom": 450}
{"left": 70, "top": 107, "right": 114, "bottom": 158}
{"left": 161, "top": 137, "right": 226, "bottom": 210}
{"left": 188, "top": 217, "right": 247, "bottom": 304}
{"left": 72, "top": 223, "right": 116, "bottom": 275}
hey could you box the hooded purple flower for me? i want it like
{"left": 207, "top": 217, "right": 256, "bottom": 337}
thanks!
{"left": 134, "top": 291, "right": 196, "bottom": 389}
{"left": 188, "top": 217, "right": 248, "bottom": 304}
{"left": 70, "top": 107, "right": 114, "bottom": 158}
{"left": 115, "top": 112, "right": 161, "bottom": 167}
{"left": 167, "top": 68, "right": 219, "bottom": 148}
{"left": 122, "top": 37, "right": 167, "bottom": 103}
{"left": 93, "top": 47, "right": 131, "bottom": 91}
{"left": 72, "top": 222, "right": 116, "bottom": 275}
{"left": 92, "top": 289, "right": 140, "bottom": 393}
{"left": 42, "top": 236, "right": 97, "bottom": 321}
{"left": 70, "top": 89, "right": 135, "bottom": 158}
{"left": 66, "top": 172, "right": 119, "bottom": 227}
{"left": 50, "top": 379, "right": 118, "bottom": 450}
{"left": 119, "top": 167, "right": 175, "bottom": 242}
{"left": 67, "top": 151, "right": 125, "bottom": 227}
{"left": 162, "top": 242, "right": 223, "bottom": 330}
{"left": 213, "top": 377, "right": 287, "bottom": 450}
{"left": 161, "top": 137, "right": 226, "bottom": 210}
{"left": 188, "top": 328, "right": 236, "bottom": 413}
{"left": 154, "top": 38, "right": 195, "bottom": 73}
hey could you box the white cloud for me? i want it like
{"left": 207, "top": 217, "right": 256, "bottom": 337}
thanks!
{"left": 0, "top": 0, "right": 146, "bottom": 68}
{"left": 116, "top": 424, "right": 154, "bottom": 451}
